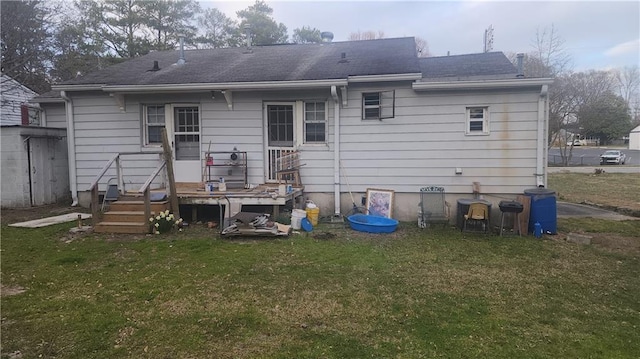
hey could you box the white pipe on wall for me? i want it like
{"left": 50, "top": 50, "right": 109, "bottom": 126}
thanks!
{"left": 331, "top": 85, "right": 341, "bottom": 216}
{"left": 536, "top": 85, "right": 548, "bottom": 187}
{"left": 60, "top": 91, "right": 78, "bottom": 206}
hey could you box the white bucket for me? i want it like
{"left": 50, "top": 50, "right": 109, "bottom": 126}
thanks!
{"left": 291, "top": 209, "right": 307, "bottom": 230}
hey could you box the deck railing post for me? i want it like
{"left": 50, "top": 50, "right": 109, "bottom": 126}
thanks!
{"left": 116, "top": 155, "right": 124, "bottom": 194}
{"left": 91, "top": 185, "right": 99, "bottom": 226}
{"left": 144, "top": 187, "right": 151, "bottom": 234}
{"left": 161, "top": 129, "right": 180, "bottom": 218}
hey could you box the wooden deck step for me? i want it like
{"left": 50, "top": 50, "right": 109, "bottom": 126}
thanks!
{"left": 101, "top": 211, "right": 157, "bottom": 223}
{"left": 94, "top": 221, "right": 149, "bottom": 234}
{"left": 108, "top": 200, "right": 169, "bottom": 212}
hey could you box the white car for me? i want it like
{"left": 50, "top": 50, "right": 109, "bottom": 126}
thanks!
{"left": 567, "top": 139, "right": 585, "bottom": 146}
{"left": 600, "top": 150, "right": 626, "bottom": 165}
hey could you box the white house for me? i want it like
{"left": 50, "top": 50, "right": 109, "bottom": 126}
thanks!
{"left": 35, "top": 37, "right": 552, "bottom": 224}
{"left": 1, "top": 74, "right": 38, "bottom": 126}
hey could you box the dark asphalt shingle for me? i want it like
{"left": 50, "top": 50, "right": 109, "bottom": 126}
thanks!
{"left": 61, "top": 38, "right": 421, "bottom": 86}
{"left": 419, "top": 52, "right": 518, "bottom": 79}
{"left": 55, "top": 39, "right": 520, "bottom": 88}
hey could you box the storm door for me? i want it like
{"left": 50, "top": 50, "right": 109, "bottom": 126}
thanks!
{"left": 171, "top": 105, "right": 201, "bottom": 182}
{"left": 265, "top": 103, "right": 296, "bottom": 182}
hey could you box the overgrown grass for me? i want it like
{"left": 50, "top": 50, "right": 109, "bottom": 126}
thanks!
{"left": 548, "top": 172, "right": 640, "bottom": 213}
{"left": 2, "top": 222, "right": 639, "bottom": 358}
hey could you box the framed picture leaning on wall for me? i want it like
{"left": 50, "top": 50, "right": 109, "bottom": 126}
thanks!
{"left": 366, "top": 188, "right": 395, "bottom": 218}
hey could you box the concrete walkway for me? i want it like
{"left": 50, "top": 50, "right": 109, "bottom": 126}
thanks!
{"left": 557, "top": 202, "right": 638, "bottom": 221}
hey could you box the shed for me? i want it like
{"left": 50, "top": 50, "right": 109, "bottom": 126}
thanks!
{"left": 0, "top": 125, "right": 70, "bottom": 207}
{"left": 629, "top": 125, "right": 640, "bottom": 150}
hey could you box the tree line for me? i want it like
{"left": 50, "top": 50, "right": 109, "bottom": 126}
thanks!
{"left": 512, "top": 25, "right": 639, "bottom": 162}
{"left": 1, "top": 0, "right": 338, "bottom": 93}
{"left": 1, "top": 0, "right": 430, "bottom": 94}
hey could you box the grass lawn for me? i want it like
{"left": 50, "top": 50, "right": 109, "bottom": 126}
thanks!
{"left": 548, "top": 172, "right": 640, "bottom": 214}
{"left": 2, "top": 219, "right": 639, "bottom": 358}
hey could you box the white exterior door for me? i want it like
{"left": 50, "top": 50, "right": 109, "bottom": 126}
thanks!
{"left": 264, "top": 103, "right": 297, "bottom": 182}
{"left": 169, "top": 105, "right": 202, "bottom": 182}
{"left": 29, "top": 137, "right": 54, "bottom": 205}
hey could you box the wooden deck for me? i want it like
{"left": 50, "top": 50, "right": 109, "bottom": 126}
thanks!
{"left": 172, "top": 182, "right": 304, "bottom": 218}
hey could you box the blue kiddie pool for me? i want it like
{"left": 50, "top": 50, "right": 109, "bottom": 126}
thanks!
{"left": 347, "top": 214, "right": 399, "bottom": 233}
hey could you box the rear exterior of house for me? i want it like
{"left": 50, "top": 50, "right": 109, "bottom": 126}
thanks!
{"left": 40, "top": 38, "right": 551, "bottom": 221}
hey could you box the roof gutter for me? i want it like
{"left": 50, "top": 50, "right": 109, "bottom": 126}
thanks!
{"left": 412, "top": 78, "right": 554, "bottom": 91}
{"left": 52, "top": 74, "right": 424, "bottom": 94}
{"left": 29, "top": 97, "right": 66, "bottom": 104}
{"left": 51, "top": 79, "right": 350, "bottom": 93}
{"left": 60, "top": 91, "right": 78, "bottom": 206}
{"left": 348, "top": 73, "right": 423, "bottom": 83}
{"left": 51, "top": 84, "right": 103, "bottom": 91}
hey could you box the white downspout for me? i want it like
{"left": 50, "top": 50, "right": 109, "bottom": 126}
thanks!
{"left": 40, "top": 108, "right": 47, "bottom": 127}
{"left": 536, "top": 85, "right": 548, "bottom": 187}
{"left": 331, "top": 85, "right": 341, "bottom": 216}
{"left": 60, "top": 91, "right": 78, "bottom": 206}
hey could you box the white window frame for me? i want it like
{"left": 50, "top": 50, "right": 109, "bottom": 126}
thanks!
{"left": 362, "top": 90, "right": 395, "bottom": 120}
{"left": 466, "top": 106, "right": 490, "bottom": 135}
{"left": 303, "top": 101, "right": 328, "bottom": 144}
{"left": 142, "top": 104, "right": 166, "bottom": 147}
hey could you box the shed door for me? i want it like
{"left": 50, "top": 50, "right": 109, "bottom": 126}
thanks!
{"left": 265, "top": 103, "right": 297, "bottom": 182}
{"left": 29, "top": 137, "right": 54, "bottom": 205}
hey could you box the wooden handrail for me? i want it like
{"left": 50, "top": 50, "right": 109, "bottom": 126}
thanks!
{"left": 89, "top": 151, "right": 163, "bottom": 227}
{"left": 139, "top": 160, "right": 168, "bottom": 234}
{"left": 89, "top": 153, "right": 119, "bottom": 191}
{"left": 90, "top": 153, "right": 119, "bottom": 226}
{"left": 138, "top": 160, "right": 167, "bottom": 194}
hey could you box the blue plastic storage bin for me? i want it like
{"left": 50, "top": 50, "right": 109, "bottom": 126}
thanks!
{"left": 524, "top": 188, "right": 557, "bottom": 235}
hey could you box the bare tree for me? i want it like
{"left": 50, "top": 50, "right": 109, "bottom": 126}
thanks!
{"left": 415, "top": 36, "right": 430, "bottom": 57}
{"left": 614, "top": 66, "right": 640, "bottom": 118}
{"left": 348, "top": 30, "right": 385, "bottom": 41}
{"left": 530, "top": 24, "right": 572, "bottom": 77}
{"left": 547, "top": 70, "right": 618, "bottom": 163}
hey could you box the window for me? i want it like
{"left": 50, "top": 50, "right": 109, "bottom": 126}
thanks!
{"left": 304, "top": 101, "right": 326, "bottom": 143}
{"left": 267, "top": 105, "right": 294, "bottom": 147}
{"left": 362, "top": 91, "right": 395, "bottom": 120}
{"left": 144, "top": 105, "right": 165, "bottom": 145}
{"left": 174, "top": 106, "right": 200, "bottom": 160}
{"left": 466, "top": 107, "right": 489, "bottom": 135}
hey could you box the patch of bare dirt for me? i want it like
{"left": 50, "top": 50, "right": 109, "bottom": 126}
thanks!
{"left": 1, "top": 284, "right": 26, "bottom": 297}
{"left": 590, "top": 234, "right": 640, "bottom": 255}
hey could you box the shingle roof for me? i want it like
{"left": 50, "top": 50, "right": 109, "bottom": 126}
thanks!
{"left": 419, "top": 52, "right": 518, "bottom": 80}
{"left": 60, "top": 37, "right": 421, "bottom": 86}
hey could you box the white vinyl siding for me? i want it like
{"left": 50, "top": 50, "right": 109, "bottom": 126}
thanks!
{"left": 41, "top": 103, "right": 67, "bottom": 128}
{"left": 342, "top": 84, "right": 541, "bottom": 194}
{"left": 466, "top": 107, "right": 489, "bottom": 135}
{"left": 68, "top": 84, "right": 542, "bottom": 200}
{"left": 304, "top": 101, "right": 327, "bottom": 143}
{"left": 72, "top": 93, "right": 161, "bottom": 192}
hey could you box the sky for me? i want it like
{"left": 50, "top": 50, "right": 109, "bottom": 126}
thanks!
{"left": 203, "top": 0, "right": 640, "bottom": 71}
